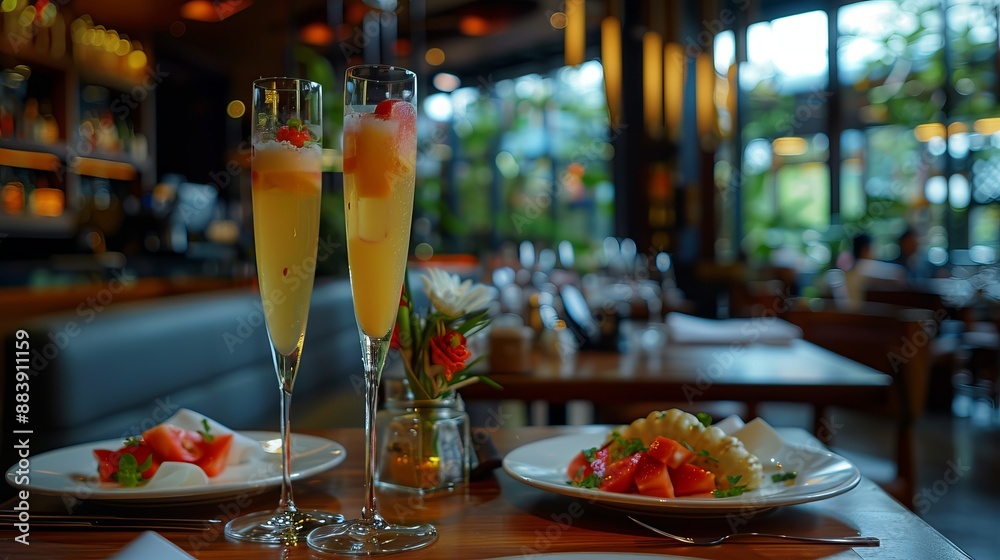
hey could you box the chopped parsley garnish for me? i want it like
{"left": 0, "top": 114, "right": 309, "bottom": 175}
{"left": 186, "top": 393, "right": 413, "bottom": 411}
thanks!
{"left": 570, "top": 474, "right": 601, "bottom": 489}
{"left": 123, "top": 435, "right": 142, "bottom": 447}
{"left": 696, "top": 412, "right": 713, "bottom": 427}
{"left": 582, "top": 447, "right": 598, "bottom": 462}
{"left": 772, "top": 471, "right": 798, "bottom": 483}
{"left": 697, "top": 449, "right": 720, "bottom": 463}
{"left": 611, "top": 431, "right": 647, "bottom": 459}
{"left": 712, "top": 475, "right": 748, "bottom": 498}
{"left": 199, "top": 418, "right": 215, "bottom": 443}
{"left": 681, "top": 440, "right": 694, "bottom": 452}
{"left": 115, "top": 452, "right": 152, "bottom": 488}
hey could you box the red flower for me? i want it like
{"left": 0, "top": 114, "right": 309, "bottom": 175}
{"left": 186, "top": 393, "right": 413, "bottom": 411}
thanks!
{"left": 429, "top": 331, "right": 472, "bottom": 381}
{"left": 390, "top": 323, "right": 402, "bottom": 351}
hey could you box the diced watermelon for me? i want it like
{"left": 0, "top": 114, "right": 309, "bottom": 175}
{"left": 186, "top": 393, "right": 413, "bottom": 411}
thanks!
{"left": 599, "top": 452, "right": 644, "bottom": 494}
{"left": 645, "top": 436, "right": 695, "bottom": 469}
{"left": 195, "top": 433, "right": 234, "bottom": 477}
{"left": 93, "top": 444, "right": 161, "bottom": 483}
{"left": 634, "top": 454, "right": 675, "bottom": 498}
{"left": 142, "top": 424, "right": 204, "bottom": 463}
{"left": 669, "top": 463, "right": 717, "bottom": 497}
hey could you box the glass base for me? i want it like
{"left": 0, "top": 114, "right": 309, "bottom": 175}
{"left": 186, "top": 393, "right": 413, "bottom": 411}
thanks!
{"left": 225, "top": 509, "right": 344, "bottom": 545}
{"left": 306, "top": 516, "right": 437, "bottom": 555}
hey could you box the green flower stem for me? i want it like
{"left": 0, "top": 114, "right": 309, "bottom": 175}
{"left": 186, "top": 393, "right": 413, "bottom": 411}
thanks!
{"left": 445, "top": 377, "right": 480, "bottom": 392}
{"left": 402, "top": 356, "right": 434, "bottom": 401}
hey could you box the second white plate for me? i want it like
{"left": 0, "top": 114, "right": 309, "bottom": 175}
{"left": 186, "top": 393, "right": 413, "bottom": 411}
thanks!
{"left": 502, "top": 431, "right": 861, "bottom": 516}
{"left": 6, "top": 431, "right": 345, "bottom": 505}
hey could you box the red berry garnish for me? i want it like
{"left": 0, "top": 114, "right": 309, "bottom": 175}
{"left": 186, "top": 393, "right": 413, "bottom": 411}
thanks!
{"left": 276, "top": 126, "right": 292, "bottom": 142}
{"left": 374, "top": 99, "right": 402, "bottom": 119}
{"left": 290, "top": 128, "right": 310, "bottom": 148}
{"left": 282, "top": 267, "right": 288, "bottom": 277}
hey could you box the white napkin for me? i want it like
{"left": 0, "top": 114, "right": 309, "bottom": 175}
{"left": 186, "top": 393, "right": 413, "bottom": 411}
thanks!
{"left": 105, "top": 531, "right": 195, "bottom": 560}
{"left": 665, "top": 312, "right": 802, "bottom": 345}
{"left": 140, "top": 409, "right": 263, "bottom": 489}
{"left": 716, "top": 415, "right": 784, "bottom": 465}
{"left": 159, "top": 408, "right": 264, "bottom": 466}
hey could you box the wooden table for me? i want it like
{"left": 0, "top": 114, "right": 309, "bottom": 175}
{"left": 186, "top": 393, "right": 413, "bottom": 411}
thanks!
{"left": 461, "top": 339, "right": 893, "bottom": 422}
{"left": 0, "top": 427, "right": 971, "bottom": 559}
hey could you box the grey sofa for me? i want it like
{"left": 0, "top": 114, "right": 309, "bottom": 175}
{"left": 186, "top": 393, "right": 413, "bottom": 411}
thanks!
{"left": 2, "top": 279, "right": 364, "bottom": 469}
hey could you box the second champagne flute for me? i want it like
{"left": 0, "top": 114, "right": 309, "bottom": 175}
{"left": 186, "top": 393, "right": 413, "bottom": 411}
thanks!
{"left": 307, "top": 65, "right": 436, "bottom": 555}
{"left": 224, "top": 77, "right": 344, "bottom": 545}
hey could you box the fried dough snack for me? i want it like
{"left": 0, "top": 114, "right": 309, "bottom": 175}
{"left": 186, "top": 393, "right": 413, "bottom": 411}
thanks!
{"left": 610, "top": 409, "right": 763, "bottom": 490}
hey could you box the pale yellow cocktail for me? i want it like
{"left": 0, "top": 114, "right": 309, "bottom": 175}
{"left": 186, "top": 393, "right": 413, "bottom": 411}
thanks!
{"left": 252, "top": 142, "right": 322, "bottom": 355}
{"left": 342, "top": 102, "right": 416, "bottom": 337}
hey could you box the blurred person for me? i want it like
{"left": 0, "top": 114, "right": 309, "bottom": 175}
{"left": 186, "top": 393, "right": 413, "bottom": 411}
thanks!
{"left": 893, "top": 226, "right": 927, "bottom": 279}
{"left": 842, "top": 233, "right": 908, "bottom": 308}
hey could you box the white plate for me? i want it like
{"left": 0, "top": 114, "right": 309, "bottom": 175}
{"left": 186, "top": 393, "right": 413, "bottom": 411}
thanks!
{"left": 5, "top": 431, "right": 345, "bottom": 505}
{"left": 502, "top": 431, "right": 861, "bottom": 516}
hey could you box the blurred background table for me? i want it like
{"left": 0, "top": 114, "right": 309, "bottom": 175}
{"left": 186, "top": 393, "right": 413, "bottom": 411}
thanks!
{"left": 461, "top": 338, "right": 893, "bottom": 423}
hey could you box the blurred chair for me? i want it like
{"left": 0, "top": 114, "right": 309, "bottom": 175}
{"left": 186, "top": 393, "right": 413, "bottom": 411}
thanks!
{"left": 952, "top": 306, "right": 1000, "bottom": 414}
{"left": 729, "top": 279, "right": 791, "bottom": 318}
{"left": 782, "top": 299, "right": 934, "bottom": 508}
{"left": 865, "top": 288, "right": 964, "bottom": 413}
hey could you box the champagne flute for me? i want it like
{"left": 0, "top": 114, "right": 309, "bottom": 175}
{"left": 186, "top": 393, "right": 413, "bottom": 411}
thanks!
{"left": 225, "top": 77, "right": 344, "bottom": 544}
{"left": 307, "top": 65, "right": 435, "bottom": 554}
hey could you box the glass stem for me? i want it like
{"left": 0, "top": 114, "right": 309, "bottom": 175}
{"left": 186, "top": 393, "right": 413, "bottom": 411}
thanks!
{"left": 275, "top": 351, "right": 299, "bottom": 514}
{"left": 360, "top": 333, "right": 389, "bottom": 523}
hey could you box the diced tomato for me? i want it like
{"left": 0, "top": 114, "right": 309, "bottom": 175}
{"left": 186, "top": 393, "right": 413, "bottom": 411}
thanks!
{"left": 599, "top": 452, "right": 644, "bottom": 494}
{"left": 669, "top": 463, "right": 716, "bottom": 497}
{"left": 195, "top": 433, "right": 233, "bottom": 477}
{"left": 645, "top": 436, "right": 695, "bottom": 469}
{"left": 567, "top": 450, "right": 589, "bottom": 480}
{"left": 93, "top": 449, "right": 119, "bottom": 482}
{"left": 634, "top": 455, "right": 675, "bottom": 498}
{"left": 568, "top": 446, "right": 613, "bottom": 483}
{"left": 93, "top": 444, "right": 161, "bottom": 483}
{"left": 142, "top": 424, "right": 204, "bottom": 463}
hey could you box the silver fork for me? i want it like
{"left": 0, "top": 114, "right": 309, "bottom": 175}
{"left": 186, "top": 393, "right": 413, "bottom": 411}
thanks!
{"left": 629, "top": 516, "right": 880, "bottom": 547}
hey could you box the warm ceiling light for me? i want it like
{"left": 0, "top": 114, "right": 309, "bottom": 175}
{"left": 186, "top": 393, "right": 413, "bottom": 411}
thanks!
{"left": 459, "top": 15, "right": 490, "bottom": 36}
{"left": 564, "top": 0, "right": 584, "bottom": 66}
{"left": 664, "top": 42, "right": 684, "bottom": 142}
{"left": 914, "top": 123, "right": 946, "bottom": 142}
{"left": 181, "top": 0, "right": 217, "bottom": 22}
{"left": 299, "top": 22, "right": 334, "bottom": 46}
{"left": 126, "top": 50, "right": 147, "bottom": 70}
{"left": 973, "top": 118, "right": 1000, "bottom": 135}
{"left": 425, "top": 47, "right": 445, "bottom": 66}
{"left": 948, "top": 122, "right": 968, "bottom": 135}
{"left": 642, "top": 32, "right": 663, "bottom": 138}
{"left": 227, "top": 100, "right": 245, "bottom": 118}
{"left": 432, "top": 73, "right": 460, "bottom": 92}
{"left": 772, "top": 136, "right": 808, "bottom": 156}
{"left": 30, "top": 188, "right": 64, "bottom": 217}
{"left": 601, "top": 16, "right": 621, "bottom": 128}
{"left": 181, "top": 0, "right": 252, "bottom": 22}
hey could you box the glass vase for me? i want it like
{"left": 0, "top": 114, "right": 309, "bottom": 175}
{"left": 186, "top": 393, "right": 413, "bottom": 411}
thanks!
{"left": 377, "top": 377, "right": 473, "bottom": 493}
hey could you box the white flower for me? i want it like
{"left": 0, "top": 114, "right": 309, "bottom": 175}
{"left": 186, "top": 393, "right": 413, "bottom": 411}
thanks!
{"left": 422, "top": 268, "right": 496, "bottom": 317}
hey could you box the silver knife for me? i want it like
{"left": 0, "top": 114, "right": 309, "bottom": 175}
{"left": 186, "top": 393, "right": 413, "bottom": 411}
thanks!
{"left": 0, "top": 513, "right": 221, "bottom": 531}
